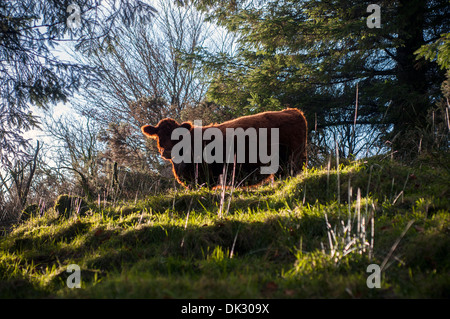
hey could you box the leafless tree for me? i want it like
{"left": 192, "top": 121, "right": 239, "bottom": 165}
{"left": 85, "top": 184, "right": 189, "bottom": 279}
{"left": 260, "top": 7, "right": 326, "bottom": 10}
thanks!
{"left": 0, "top": 141, "right": 41, "bottom": 223}
{"left": 63, "top": 0, "right": 214, "bottom": 182}
{"left": 44, "top": 113, "right": 101, "bottom": 201}
{"left": 74, "top": 0, "right": 211, "bottom": 126}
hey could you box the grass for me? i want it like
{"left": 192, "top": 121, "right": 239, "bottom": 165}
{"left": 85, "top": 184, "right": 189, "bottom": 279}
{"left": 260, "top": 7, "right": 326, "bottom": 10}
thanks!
{"left": 0, "top": 154, "right": 449, "bottom": 298}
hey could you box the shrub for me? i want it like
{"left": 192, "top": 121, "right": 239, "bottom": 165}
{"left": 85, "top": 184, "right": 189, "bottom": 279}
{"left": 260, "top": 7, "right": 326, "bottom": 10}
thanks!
{"left": 54, "top": 194, "right": 89, "bottom": 219}
{"left": 20, "top": 204, "right": 40, "bottom": 221}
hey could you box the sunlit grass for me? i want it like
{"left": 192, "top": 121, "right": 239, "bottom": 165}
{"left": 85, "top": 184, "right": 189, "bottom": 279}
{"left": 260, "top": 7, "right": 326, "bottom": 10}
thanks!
{"left": 0, "top": 154, "right": 449, "bottom": 298}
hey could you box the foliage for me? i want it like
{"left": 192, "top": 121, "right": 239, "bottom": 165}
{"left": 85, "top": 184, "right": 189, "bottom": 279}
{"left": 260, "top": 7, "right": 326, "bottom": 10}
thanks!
{"left": 21, "top": 204, "right": 40, "bottom": 222}
{"left": 53, "top": 194, "right": 89, "bottom": 219}
{"left": 180, "top": 100, "right": 236, "bottom": 125}
{"left": 188, "top": 0, "right": 449, "bottom": 157}
{"left": 0, "top": 141, "right": 42, "bottom": 225}
{"left": 415, "top": 32, "right": 450, "bottom": 70}
{"left": 0, "top": 156, "right": 448, "bottom": 298}
{"left": 66, "top": 0, "right": 212, "bottom": 182}
{"left": 1, "top": 1, "right": 449, "bottom": 299}
{"left": 0, "top": 0, "right": 157, "bottom": 166}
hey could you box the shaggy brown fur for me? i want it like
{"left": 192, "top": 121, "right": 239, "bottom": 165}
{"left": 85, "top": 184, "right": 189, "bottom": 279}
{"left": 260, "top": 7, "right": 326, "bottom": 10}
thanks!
{"left": 142, "top": 108, "right": 307, "bottom": 188}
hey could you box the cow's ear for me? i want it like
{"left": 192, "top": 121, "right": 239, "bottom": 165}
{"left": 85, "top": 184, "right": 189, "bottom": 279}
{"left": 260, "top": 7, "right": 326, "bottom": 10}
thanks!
{"left": 142, "top": 125, "right": 158, "bottom": 138}
{"left": 180, "top": 122, "right": 192, "bottom": 131}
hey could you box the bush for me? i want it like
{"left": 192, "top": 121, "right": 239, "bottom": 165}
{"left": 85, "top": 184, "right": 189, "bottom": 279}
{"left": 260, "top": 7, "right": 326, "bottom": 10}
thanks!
{"left": 20, "top": 204, "right": 40, "bottom": 222}
{"left": 54, "top": 194, "right": 89, "bottom": 219}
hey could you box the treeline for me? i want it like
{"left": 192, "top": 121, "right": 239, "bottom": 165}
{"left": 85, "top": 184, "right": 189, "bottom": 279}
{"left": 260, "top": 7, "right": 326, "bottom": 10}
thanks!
{"left": 0, "top": 0, "right": 449, "bottom": 224}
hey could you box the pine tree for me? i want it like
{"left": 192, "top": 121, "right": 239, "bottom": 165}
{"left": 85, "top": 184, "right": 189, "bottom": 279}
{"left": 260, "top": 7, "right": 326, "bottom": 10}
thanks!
{"left": 192, "top": 0, "right": 449, "bottom": 157}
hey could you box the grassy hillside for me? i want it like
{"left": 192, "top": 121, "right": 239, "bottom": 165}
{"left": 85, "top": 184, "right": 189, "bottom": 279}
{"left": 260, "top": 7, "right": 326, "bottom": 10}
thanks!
{"left": 1, "top": 154, "right": 449, "bottom": 298}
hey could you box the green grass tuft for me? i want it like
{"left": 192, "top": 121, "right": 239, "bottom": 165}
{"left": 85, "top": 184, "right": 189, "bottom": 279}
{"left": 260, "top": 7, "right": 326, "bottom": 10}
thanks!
{"left": 0, "top": 156, "right": 449, "bottom": 298}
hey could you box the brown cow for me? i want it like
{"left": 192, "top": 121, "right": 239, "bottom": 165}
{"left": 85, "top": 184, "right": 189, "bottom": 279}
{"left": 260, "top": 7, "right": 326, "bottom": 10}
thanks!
{"left": 142, "top": 108, "right": 307, "bottom": 188}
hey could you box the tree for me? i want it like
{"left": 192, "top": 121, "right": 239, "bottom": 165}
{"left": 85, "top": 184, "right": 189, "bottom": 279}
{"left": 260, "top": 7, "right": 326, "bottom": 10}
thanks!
{"left": 415, "top": 32, "right": 450, "bottom": 71}
{"left": 44, "top": 113, "right": 101, "bottom": 201}
{"left": 0, "top": 0, "right": 157, "bottom": 166}
{"left": 0, "top": 141, "right": 41, "bottom": 211}
{"left": 191, "top": 0, "right": 449, "bottom": 158}
{"left": 74, "top": 0, "right": 210, "bottom": 121}
{"left": 72, "top": 0, "right": 212, "bottom": 174}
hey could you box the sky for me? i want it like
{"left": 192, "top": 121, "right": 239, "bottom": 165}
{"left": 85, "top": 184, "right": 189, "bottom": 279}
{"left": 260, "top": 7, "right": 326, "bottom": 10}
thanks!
{"left": 22, "top": 0, "right": 232, "bottom": 146}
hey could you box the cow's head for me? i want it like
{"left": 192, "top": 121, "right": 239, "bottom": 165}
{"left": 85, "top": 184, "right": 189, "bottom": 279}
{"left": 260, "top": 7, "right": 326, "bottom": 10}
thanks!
{"left": 142, "top": 118, "right": 192, "bottom": 160}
